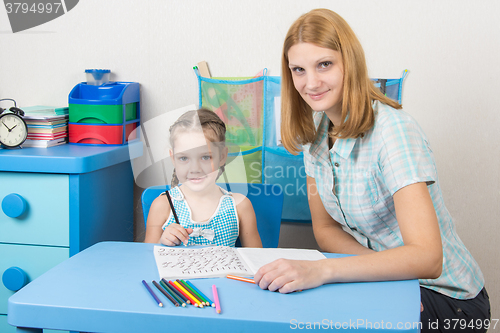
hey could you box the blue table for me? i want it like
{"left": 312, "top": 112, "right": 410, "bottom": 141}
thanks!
{"left": 8, "top": 242, "right": 421, "bottom": 332}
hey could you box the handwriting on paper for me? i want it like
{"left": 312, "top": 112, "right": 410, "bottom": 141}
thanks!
{"left": 154, "top": 246, "right": 251, "bottom": 278}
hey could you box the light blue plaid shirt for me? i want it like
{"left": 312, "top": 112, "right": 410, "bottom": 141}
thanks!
{"left": 303, "top": 101, "right": 484, "bottom": 299}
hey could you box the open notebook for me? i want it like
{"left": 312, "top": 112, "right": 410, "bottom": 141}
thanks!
{"left": 154, "top": 246, "right": 326, "bottom": 279}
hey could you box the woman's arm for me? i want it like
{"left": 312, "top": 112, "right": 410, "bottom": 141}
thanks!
{"left": 308, "top": 176, "right": 374, "bottom": 255}
{"left": 235, "top": 194, "right": 263, "bottom": 247}
{"left": 254, "top": 181, "right": 443, "bottom": 293}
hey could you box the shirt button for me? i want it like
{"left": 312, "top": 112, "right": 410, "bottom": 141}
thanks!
{"left": 334, "top": 162, "right": 340, "bottom": 167}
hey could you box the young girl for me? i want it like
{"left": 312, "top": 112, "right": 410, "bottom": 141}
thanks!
{"left": 144, "top": 109, "right": 262, "bottom": 248}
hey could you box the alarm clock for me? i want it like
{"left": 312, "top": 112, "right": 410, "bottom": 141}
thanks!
{"left": 0, "top": 105, "right": 28, "bottom": 148}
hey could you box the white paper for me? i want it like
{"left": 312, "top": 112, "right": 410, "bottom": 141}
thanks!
{"left": 154, "top": 246, "right": 326, "bottom": 279}
{"left": 154, "top": 246, "right": 253, "bottom": 279}
{"left": 236, "top": 247, "right": 326, "bottom": 274}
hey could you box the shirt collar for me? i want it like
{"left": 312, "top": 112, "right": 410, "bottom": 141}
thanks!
{"left": 332, "top": 136, "right": 356, "bottom": 160}
{"left": 308, "top": 111, "right": 357, "bottom": 161}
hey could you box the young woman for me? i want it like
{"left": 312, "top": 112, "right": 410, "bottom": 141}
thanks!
{"left": 253, "top": 8, "right": 490, "bottom": 332}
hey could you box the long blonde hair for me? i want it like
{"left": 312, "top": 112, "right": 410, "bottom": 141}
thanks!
{"left": 281, "top": 8, "right": 401, "bottom": 154}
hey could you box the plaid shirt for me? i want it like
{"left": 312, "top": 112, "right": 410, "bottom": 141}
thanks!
{"left": 303, "top": 101, "right": 484, "bottom": 299}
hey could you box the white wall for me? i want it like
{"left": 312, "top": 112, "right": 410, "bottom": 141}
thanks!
{"left": 1, "top": 0, "right": 498, "bottom": 318}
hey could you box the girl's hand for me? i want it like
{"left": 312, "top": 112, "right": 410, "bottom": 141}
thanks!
{"left": 253, "top": 259, "right": 326, "bottom": 293}
{"left": 160, "top": 224, "right": 193, "bottom": 246}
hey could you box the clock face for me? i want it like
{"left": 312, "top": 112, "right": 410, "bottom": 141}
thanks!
{"left": 0, "top": 113, "right": 28, "bottom": 148}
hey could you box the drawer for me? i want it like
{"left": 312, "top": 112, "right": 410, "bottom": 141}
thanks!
{"left": 0, "top": 172, "right": 70, "bottom": 247}
{"left": 1, "top": 243, "right": 69, "bottom": 315}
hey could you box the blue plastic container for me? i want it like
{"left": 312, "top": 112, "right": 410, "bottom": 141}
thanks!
{"left": 68, "top": 82, "right": 140, "bottom": 145}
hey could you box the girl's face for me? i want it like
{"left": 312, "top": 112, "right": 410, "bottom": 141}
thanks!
{"left": 287, "top": 42, "right": 344, "bottom": 118}
{"left": 170, "top": 130, "right": 227, "bottom": 192}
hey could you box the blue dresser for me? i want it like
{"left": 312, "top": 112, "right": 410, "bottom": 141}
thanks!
{"left": 0, "top": 142, "right": 141, "bottom": 332}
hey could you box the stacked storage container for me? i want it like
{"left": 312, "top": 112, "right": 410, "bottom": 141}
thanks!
{"left": 68, "top": 77, "right": 140, "bottom": 145}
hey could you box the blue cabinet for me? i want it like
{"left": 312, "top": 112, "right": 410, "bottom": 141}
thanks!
{"left": 0, "top": 142, "right": 141, "bottom": 332}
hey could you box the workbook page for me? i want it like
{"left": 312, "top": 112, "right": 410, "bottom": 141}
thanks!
{"left": 154, "top": 246, "right": 253, "bottom": 279}
{"left": 236, "top": 248, "right": 327, "bottom": 275}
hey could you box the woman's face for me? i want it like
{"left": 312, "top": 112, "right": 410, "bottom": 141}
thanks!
{"left": 287, "top": 42, "right": 344, "bottom": 118}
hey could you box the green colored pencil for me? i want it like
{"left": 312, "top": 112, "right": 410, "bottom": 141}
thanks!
{"left": 178, "top": 279, "right": 206, "bottom": 306}
{"left": 160, "top": 279, "right": 186, "bottom": 307}
{"left": 153, "top": 280, "right": 179, "bottom": 307}
{"left": 184, "top": 279, "right": 214, "bottom": 307}
{"left": 180, "top": 279, "right": 208, "bottom": 306}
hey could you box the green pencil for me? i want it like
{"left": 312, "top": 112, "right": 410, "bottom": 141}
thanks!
{"left": 184, "top": 279, "right": 214, "bottom": 307}
{"left": 153, "top": 280, "right": 179, "bottom": 307}
{"left": 160, "top": 279, "right": 186, "bottom": 307}
{"left": 178, "top": 279, "right": 205, "bottom": 306}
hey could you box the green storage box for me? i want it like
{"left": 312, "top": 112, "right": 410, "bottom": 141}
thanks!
{"left": 69, "top": 103, "right": 137, "bottom": 124}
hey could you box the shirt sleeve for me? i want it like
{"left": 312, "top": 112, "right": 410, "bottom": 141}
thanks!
{"left": 378, "top": 113, "right": 438, "bottom": 195}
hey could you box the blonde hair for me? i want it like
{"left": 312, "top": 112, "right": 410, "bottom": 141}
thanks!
{"left": 169, "top": 108, "right": 226, "bottom": 187}
{"left": 281, "top": 8, "right": 401, "bottom": 154}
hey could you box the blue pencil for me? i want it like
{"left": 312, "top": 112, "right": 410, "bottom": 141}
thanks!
{"left": 142, "top": 280, "right": 163, "bottom": 307}
{"left": 185, "top": 280, "right": 214, "bottom": 307}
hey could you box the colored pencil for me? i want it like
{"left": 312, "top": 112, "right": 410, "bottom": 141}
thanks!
{"left": 212, "top": 284, "right": 221, "bottom": 314}
{"left": 165, "top": 190, "right": 180, "bottom": 224}
{"left": 179, "top": 279, "right": 207, "bottom": 306}
{"left": 184, "top": 280, "right": 214, "bottom": 307}
{"left": 170, "top": 280, "right": 199, "bottom": 307}
{"left": 167, "top": 280, "right": 192, "bottom": 305}
{"left": 160, "top": 279, "right": 186, "bottom": 307}
{"left": 153, "top": 280, "right": 179, "bottom": 307}
{"left": 142, "top": 280, "right": 163, "bottom": 307}
{"left": 165, "top": 190, "right": 188, "bottom": 246}
{"left": 163, "top": 278, "right": 189, "bottom": 304}
{"left": 226, "top": 275, "right": 256, "bottom": 284}
{"left": 174, "top": 280, "right": 203, "bottom": 307}
{"left": 168, "top": 280, "right": 193, "bottom": 306}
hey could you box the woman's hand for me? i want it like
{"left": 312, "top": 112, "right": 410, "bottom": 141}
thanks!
{"left": 253, "top": 259, "right": 327, "bottom": 293}
{"left": 160, "top": 224, "right": 193, "bottom": 246}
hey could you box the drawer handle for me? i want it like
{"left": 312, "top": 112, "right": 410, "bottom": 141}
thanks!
{"left": 2, "top": 266, "right": 29, "bottom": 291}
{"left": 2, "top": 193, "right": 27, "bottom": 218}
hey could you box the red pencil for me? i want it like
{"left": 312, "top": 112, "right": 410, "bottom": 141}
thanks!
{"left": 172, "top": 280, "right": 201, "bottom": 307}
{"left": 168, "top": 280, "right": 193, "bottom": 305}
{"left": 176, "top": 279, "right": 204, "bottom": 307}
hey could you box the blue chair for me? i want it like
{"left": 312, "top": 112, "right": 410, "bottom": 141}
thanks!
{"left": 141, "top": 183, "right": 284, "bottom": 248}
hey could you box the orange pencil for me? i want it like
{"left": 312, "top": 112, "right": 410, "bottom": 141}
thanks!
{"left": 226, "top": 275, "right": 256, "bottom": 284}
{"left": 173, "top": 280, "right": 203, "bottom": 307}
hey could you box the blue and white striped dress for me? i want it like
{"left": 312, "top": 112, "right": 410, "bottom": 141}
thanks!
{"left": 161, "top": 186, "right": 239, "bottom": 247}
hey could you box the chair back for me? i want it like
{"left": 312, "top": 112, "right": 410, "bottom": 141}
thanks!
{"left": 141, "top": 183, "right": 284, "bottom": 248}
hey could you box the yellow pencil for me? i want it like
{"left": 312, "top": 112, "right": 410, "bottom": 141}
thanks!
{"left": 174, "top": 280, "right": 203, "bottom": 307}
